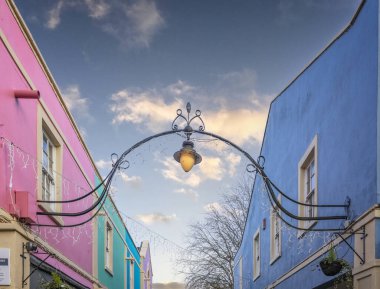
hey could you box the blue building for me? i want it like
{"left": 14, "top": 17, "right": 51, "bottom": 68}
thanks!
{"left": 234, "top": 0, "right": 380, "bottom": 288}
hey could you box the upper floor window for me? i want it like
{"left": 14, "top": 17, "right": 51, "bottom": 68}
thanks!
{"left": 37, "top": 105, "right": 63, "bottom": 225}
{"left": 105, "top": 221, "right": 113, "bottom": 272}
{"left": 298, "top": 136, "right": 318, "bottom": 232}
{"left": 270, "top": 199, "right": 281, "bottom": 263}
{"left": 42, "top": 131, "right": 55, "bottom": 207}
{"left": 253, "top": 229, "right": 260, "bottom": 280}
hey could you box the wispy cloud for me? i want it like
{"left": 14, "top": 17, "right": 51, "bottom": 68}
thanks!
{"left": 46, "top": 0, "right": 65, "bottom": 29}
{"left": 120, "top": 172, "right": 142, "bottom": 188}
{"left": 174, "top": 188, "right": 199, "bottom": 201}
{"left": 46, "top": 0, "right": 164, "bottom": 49}
{"left": 160, "top": 157, "right": 201, "bottom": 188}
{"left": 84, "top": 0, "right": 110, "bottom": 19}
{"left": 61, "top": 85, "right": 92, "bottom": 120}
{"left": 136, "top": 213, "right": 177, "bottom": 225}
{"left": 124, "top": 0, "right": 165, "bottom": 47}
{"left": 95, "top": 159, "right": 113, "bottom": 170}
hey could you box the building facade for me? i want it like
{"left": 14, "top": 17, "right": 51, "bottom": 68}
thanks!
{"left": 234, "top": 0, "right": 380, "bottom": 288}
{"left": 0, "top": 1, "right": 146, "bottom": 289}
{"left": 139, "top": 241, "right": 153, "bottom": 289}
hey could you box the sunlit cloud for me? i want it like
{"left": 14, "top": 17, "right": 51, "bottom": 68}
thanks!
{"left": 136, "top": 213, "right": 177, "bottom": 224}
{"left": 110, "top": 91, "right": 182, "bottom": 132}
{"left": 199, "top": 156, "right": 223, "bottom": 181}
{"left": 61, "top": 85, "right": 92, "bottom": 120}
{"left": 109, "top": 78, "right": 270, "bottom": 147}
{"left": 160, "top": 157, "right": 201, "bottom": 188}
{"left": 120, "top": 172, "right": 142, "bottom": 188}
{"left": 95, "top": 159, "right": 112, "bottom": 170}
{"left": 225, "top": 153, "right": 241, "bottom": 177}
{"left": 174, "top": 188, "right": 199, "bottom": 201}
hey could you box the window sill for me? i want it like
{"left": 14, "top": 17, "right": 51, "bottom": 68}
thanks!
{"left": 38, "top": 203, "right": 64, "bottom": 226}
{"left": 297, "top": 220, "right": 317, "bottom": 239}
{"left": 105, "top": 266, "right": 113, "bottom": 276}
{"left": 270, "top": 253, "right": 281, "bottom": 265}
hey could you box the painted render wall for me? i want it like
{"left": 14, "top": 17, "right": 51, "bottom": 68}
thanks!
{"left": 126, "top": 231, "right": 141, "bottom": 289}
{"left": 96, "top": 177, "right": 128, "bottom": 289}
{"left": 235, "top": 0, "right": 378, "bottom": 288}
{"left": 0, "top": 1, "right": 98, "bottom": 287}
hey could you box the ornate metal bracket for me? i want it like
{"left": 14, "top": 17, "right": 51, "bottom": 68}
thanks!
{"left": 21, "top": 242, "right": 53, "bottom": 288}
{"left": 172, "top": 102, "right": 205, "bottom": 140}
{"left": 334, "top": 226, "right": 367, "bottom": 264}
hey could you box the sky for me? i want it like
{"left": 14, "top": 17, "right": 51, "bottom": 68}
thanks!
{"left": 15, "top": 0, "right": 361, "bottom": 287}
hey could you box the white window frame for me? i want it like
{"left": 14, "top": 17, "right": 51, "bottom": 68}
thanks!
{"left": 270, "top": 196, "right": 281, "bottom": 264}
{"left": 42, "top": 130, "right": 56, "bottom": 207}
{"left": 105, "top": 220, "right": 113, "bottom": 273}
{"left": 298, "top": 135, "right": 318, "bottom": 235}
{"left": 253, "top": 228, "right": 260, "bottom": 280}
{"left": 37, "top": 105, "right": 63, "bottom": 225}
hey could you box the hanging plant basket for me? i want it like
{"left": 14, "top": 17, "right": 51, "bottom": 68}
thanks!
{"left": 319, "top": 259, "right": 343, "bottom": 276}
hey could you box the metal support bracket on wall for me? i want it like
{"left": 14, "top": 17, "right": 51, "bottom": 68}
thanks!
{"left": 335, "top": 226, "right": 367, "bottom": 265}
{"left": 20, "top": 242, "right": 53, "bottom": 288}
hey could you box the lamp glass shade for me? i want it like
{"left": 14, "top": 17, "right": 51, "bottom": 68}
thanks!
{"left": 180, "top": 150, "right": 195, "bottom": 172}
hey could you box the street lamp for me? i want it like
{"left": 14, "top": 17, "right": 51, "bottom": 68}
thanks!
{"left": 173, "top": 140, "right": 202, "bottom": 172}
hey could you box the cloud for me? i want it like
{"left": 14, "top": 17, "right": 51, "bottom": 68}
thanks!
{"left": 124, "top": 0, "right": 165, "bottom": 47}
{"left": 136, "top": 213, "right": 177, "bottom": 225}
{"left": 225, "top": 153, "right": 241, "bottom": 177}
{"left": 161, "top": 157, "right": 201, "bottom": 188}
{"left": 153, "top": 283, "right": 185, "bottom": 289}
{"left": 110, "top": 90, "right": 182, "bottom": 132}
{"left": 84, "top": 0, "right": 110, "bottom": 19}
{"left": 95, "top": 159, "right": 113, "bottom": 169}
{"left": 174, "top": 188, "right": 199, "bottom": 201}
{"left": 203, "top": 202, "right": 222, "bottom": 213}
{"left": 46, "top": 0, "right": 65, "bottom": 29}
{"left": 166, "top": 80, "right": 195, "bottom": 97}
{"left": 199, "top": 156, "right": 223, "bottom": 181}
{"left": 61, "top": 85, "right": 91, "bottom": 119}
{"left": 45, "top": 0, "right": 164, "bottom": 48}
{"left": 109, "top": 77, "right": 270, "bottom": 147}
{"left": 120, "top": 172, "right": 142, "bottom": 188}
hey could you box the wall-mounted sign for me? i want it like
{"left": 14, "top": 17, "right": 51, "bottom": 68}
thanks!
{"left": 0, "top": 248, "right": 10, "bottom": 285}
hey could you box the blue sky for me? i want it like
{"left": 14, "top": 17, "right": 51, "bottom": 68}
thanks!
{"left": 15, "top": 0, "right": 360, "bottom": 285}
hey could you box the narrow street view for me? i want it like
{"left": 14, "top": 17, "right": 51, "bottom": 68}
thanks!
{"left": 0, "top": 1, "right": 378, "bottom": 289}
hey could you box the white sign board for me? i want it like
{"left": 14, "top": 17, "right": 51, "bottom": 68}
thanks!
{"left": 0, "top": 248, "right": 10, "bottom": 285}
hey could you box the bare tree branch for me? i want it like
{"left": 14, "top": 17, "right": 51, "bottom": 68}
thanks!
{"left": 178, "top": 179, "right": 252, "bottom": 289}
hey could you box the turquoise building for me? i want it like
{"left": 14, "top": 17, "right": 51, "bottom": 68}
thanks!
{"left": 95, "top": 177, "right": 141, "bottom": 289}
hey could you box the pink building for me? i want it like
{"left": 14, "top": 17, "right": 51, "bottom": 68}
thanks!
{"left": 0, "top": 1, "right": 103, "bottom": 288}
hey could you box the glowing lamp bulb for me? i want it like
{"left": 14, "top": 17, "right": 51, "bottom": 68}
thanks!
{"left": 180, "top": 150, "right": 196, "bottom": 172}
{"left": 173, "top": 141, "right": 202, "bottom": 173}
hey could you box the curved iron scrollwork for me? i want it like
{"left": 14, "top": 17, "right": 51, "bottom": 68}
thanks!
{"left": 172, "top": 102, "right": 205, "bottom": 139}
{"left": 34, "top": 102, "right": 351, "bottom": 232}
